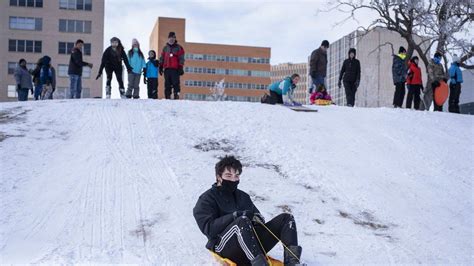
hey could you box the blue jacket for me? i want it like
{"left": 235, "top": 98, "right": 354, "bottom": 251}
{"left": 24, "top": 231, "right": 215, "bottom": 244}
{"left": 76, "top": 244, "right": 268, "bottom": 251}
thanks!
{"left": 449, "top": 63, "right": 463, "bottom": 84}
{"left": 145, "top": 59, "right": 159, "bottom": 78}
{"left": 268, "top": 77, "right": 295, "bottom": 96}
{"left": 128, "top": 51, "right": 146, "bottom": 74}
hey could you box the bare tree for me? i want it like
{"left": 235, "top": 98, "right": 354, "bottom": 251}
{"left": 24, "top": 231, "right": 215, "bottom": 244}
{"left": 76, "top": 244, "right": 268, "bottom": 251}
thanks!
{"left": 322, "top": 0, "right": 473, "bottom": 70}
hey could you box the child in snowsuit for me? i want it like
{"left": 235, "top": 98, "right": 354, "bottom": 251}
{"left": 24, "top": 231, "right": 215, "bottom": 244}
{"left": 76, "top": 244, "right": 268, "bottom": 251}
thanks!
{"left": 143, "top": 50, "right": 159, "bottom": 99}
{"left": 310, "top": 84, "right": 332, "bottom": 104}
{"left": 38, "top": 56, "right": 56, "bottom": 100}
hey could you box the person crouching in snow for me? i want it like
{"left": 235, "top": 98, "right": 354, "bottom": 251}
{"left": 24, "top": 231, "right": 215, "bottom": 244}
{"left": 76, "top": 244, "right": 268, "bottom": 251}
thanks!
{"left": 310, "top": 84, "right": 332, "bottom": 104}
{"left": 143, "top": 50, "right": 159, "bottom": 99}
{"left": 261, "top": 73, "right": 301, "bottom": 106}
{"left": 193, "top": 156, "right": 304, "bottom": 266}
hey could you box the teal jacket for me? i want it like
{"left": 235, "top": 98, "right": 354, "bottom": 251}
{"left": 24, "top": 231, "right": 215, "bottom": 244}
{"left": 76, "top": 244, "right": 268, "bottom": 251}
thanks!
{"left": 269, "top": 77, "right": 296, "bottom": 96}
{"left": 449, "top": 63, "right": 463, "bottom": 84}
{"left": 128, "top": 51, "right": 146, "bottom": 74}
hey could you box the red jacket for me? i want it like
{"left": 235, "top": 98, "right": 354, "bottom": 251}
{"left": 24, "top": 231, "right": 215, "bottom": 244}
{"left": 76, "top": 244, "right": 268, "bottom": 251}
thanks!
{"left": 406, "top": 62, "right": 422, "bottom": 85}
{"left": 159, "top": 42, "right": 185, "bottom": 70}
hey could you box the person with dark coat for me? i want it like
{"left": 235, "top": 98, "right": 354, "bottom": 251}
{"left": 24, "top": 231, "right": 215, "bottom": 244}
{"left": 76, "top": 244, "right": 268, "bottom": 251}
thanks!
{"left": 96, "top": 37, "right": 132, "bottom": 99}
{"left": 143, "top": 50, "right": 159, "bottom": 99}
{"left": 68, "top": 39, "right": 93, "bottom": 99}
{"left": 392, "top": 46, "right": 408, "bottom": 108}
{"left": 159, "top": 32, "right": 185, "bottom": 99}
{"left": 448, "top": 55, "right": 463, "bottom": 113}
{"left": 405, "top": 56, "right": 423, "bottom": 110}
{"left": 13, "top": 59, "right": 33, "bottom": 101}
{"left": 309, "top": 40, "right": 329, "bottom": 93}
{"left": 338, "top": 48, "right": 361, "bottom": 107}
{"left": 38, "top": 56, "right": 56, "bottom": 100}
{"left": 31, "top": 58, "right": 43, "bottom": 100}
{"left": 193, "top": 156, "right": 303, "bottom": 266}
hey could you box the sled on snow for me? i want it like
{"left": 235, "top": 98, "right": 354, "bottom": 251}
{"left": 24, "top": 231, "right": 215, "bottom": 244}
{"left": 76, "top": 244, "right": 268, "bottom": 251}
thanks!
{"left": 210, "top": 251, "right": 284, "bottom": 266}
{"left": 284, "top": 105, "right": 318, "bottom": 112}
{"left": 311, "top": 99, "right": 332, "bottom": 106}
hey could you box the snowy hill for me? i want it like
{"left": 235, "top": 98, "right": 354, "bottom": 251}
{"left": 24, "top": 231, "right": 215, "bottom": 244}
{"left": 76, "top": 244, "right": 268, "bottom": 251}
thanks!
{"left": 0, "top": 99, "right": 472, "bottom": 265}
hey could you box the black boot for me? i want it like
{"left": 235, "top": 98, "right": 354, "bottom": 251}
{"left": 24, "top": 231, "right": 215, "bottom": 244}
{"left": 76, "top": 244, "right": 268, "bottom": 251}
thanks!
{"left": 284, "top": 245, "right": 302, "bottom": 266}
{"left": 251, "top": 254, "right": 269, "bottom": 266}
{"left": 174, "top": 93, "right": 180, "bottom": 100}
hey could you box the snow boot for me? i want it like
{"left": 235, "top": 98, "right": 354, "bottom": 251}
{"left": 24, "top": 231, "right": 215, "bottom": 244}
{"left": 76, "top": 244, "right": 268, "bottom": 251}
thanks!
{"left": 174, "top": 93, "right": 180, "bottom": 100}
{"left": 105, "top": 85, "right": 111, "bottom": 99}
{"left": 119, "top": 87, "right": 126, "bottom": 99}
{"left": 284, "top": 245, "right": 303, "bottom": 266}
{"left": 251, "top": 254, "right": 269, "bottom": 266}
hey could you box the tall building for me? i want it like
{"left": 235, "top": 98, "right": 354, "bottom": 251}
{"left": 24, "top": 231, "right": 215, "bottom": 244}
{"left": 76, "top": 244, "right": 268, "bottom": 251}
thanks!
{"left": 460, "top": 70, "right": 474, "bottom": 115}
{"left": 327, "top": 27, "right": 427, "bottom": 107}
{"left": 149, "top": 17, "right": 271, "bottom": 102}
{"left": 0, "top": 0, "right": 104, "bottom": 102}
{"left": 271, "top": 62, "right": 308, "bottom": 104}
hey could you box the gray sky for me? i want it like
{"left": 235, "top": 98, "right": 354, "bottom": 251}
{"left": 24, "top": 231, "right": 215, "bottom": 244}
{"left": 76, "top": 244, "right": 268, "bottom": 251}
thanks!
{"left": 104, "top": 0, "right": 378, "bottom": 65}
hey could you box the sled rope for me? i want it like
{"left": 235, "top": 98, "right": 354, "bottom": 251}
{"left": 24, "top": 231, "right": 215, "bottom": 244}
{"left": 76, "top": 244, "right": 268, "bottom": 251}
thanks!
{"left": 252, "top": 226, "right": 271, "bottom": 263}
{"left": 255, "top": 220, "right": 301, "bottom": 264}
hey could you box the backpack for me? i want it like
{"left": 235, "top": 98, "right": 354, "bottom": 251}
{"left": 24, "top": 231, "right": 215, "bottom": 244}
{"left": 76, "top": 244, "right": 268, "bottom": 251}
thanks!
{"left": 40, "top": 66, "right": 52, "bottom": 85}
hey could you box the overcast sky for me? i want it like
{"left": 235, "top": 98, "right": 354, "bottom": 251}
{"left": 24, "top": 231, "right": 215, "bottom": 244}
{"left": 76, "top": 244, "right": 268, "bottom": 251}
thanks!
{"left": 103, "top": 0, "right": 378, "bottom": 65}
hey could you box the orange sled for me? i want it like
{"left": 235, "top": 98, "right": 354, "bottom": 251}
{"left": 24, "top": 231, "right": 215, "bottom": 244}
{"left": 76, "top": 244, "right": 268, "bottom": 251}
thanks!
{"left": 210, "top": 251, "right": 284, "bottom": 266}
{"left": 434, "top": 80, "right": 449, "bottom": 106}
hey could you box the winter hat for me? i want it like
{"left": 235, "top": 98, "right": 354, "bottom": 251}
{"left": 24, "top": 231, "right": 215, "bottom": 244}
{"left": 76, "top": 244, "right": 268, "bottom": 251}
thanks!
{"left": 410, "top": 56, "right": 419, "bottom": 62}
{"left": 321, "top": 40, "right": 329, "bottom": 48}
{"left": 168, "top": 32, "right": 176, "bottom": 38}
{"left": 434, "top": 51, "right": 442, "bottom": 58}
{"left": 148, "top": 50, "right": 156, "bottom": 59}
{"left": 348, "top": 48, "right": 356, "bottom": 56}
{"left": 110, "top": 37, "right": 120, "bottom": 43}
{"left": 452, "top": 54, "right": 460, "bottom": 63}
{"left": 132, "top": 38, "right": 140, "bottom": 48}
{"left": 398, "top": 46, "right": 406, "bottom": 54}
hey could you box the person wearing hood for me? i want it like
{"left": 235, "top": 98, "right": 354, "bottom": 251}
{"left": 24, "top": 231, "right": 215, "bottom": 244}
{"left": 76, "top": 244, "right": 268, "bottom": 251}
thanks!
{"left": 31, "top": 58, "right": 44, "bottom": 100}
{"left": 309, "top": 40, "right": 329, "bottom": 93}
{"left": 261, "top": 74, "right": 301, "bottom": 106}
{"left": 338, "top": 48, "right": 361, "bottom": 107}
{"left": 159, "top": 32, "right": 185, "bottom": 99}
{"left": 448, "top": 55, "right": 463, "bottom": 113}
{"left": 143, "top": 50, "right": 159, "bottom": 99}
{"left": 193, "top": 156, "right": 303, "bottom": 266}
{"left": 38, "top": 56, "right": 56, "bottom": 100}
{"left": 68, "top": 39, "right": 93, "bottom": 99}
{"left": 406, "top": 56, "right": 423, "bottom": 110}
{"left": 392, "top": 46, "right": 408, "bottom": 108}
{"left": 424, "top": 52, "right": 448, "bottom": 111}
{"left": 96, "top": 37, "right": 132, "bottom": 99}
{"left": 126, "top": 38, "right": 146, "bottom": 99}
{"left": 13, "top": 59, "right": 33, "bottom": 101}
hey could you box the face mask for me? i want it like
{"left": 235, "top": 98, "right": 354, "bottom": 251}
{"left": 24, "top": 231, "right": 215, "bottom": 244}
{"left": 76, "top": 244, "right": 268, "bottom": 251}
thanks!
{"left": 399, "top": 53, "right": 407, "bottom": 60}
{"left": 221, "top": 179, "right": 239, "bottom": 193}
{"left": 433, "top": 57, "right": 441, "bottom": 64}
{"left": 133, "top": 47, "right": 138, "bottom": 52}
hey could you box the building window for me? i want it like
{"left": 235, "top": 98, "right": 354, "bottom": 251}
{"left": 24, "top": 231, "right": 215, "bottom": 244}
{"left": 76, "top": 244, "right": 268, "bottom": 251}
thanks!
{"left": 59, "top": 0, "right": 92, "bottom": 10}
{"left": 184, "top": 67, "right": 270, "bottom": 78}
{"left": 59, "top": 19, "right": 92, "bottom": 33}
{"left": 185, "top": 53, "right": 270, "bottom": 64}
{"left": 57, "top": 64, "right": 69, "bottom": 77}
{"left": 8, "top": 39, "right": 42, "bottom": 53}
{"left": 58, "top": 42, "right": 91, "bottom": 55}
{"left": 9, "top": 17, "right": 42, "bottom": 31}
{"left": 10, "top": 0, "right": 42, "bottom": 7}
{"left": 7, "top": 62, "right": 35, "bottom": 75}
{"left": 83, "top": 66, "right": 91, "bottom": 78}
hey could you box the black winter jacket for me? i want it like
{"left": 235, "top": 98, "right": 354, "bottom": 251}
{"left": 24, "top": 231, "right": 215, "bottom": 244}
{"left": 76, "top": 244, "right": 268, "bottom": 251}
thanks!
{"left": 193, "top": 184, "right": 260, "bottom": 250}
{"left": 339, "top": 58, "right": 361, "bottom": 83}
{"left": 98, "top": 46, "right": 132, "bottom": 73}
{"left": 68, "top": 47, "right": 89, "bottom": 76}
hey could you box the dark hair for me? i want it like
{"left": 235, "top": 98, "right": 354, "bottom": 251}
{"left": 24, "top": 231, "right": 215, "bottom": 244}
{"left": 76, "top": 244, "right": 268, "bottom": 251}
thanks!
{"left": 321, "top": 40, "right": 329, "bottom": 48}
{"left": 215, "top": 155, "right": 242, "bottom": 178}
{"left": 110, "top": 37, "right": 124, "bottom": 52}
{"left": 434, "top": 52, "right": 442, "bottom": 58}
{"left": 317, "top": 84, "right": 327, "bottom": 92}
{"left": 18, "top": 58, "right": 26, "bottom": 65}
{"left": 398, "top": 46, "right": 406, "bottom": 53}
{"left": 290, "top": 73, "right": 300, "bottom": 80}
{"left": 410, "top": 56, "right": 419, "bottom": 62}
{"left": 75, "top": 39, "right": 84, "bottom": 45}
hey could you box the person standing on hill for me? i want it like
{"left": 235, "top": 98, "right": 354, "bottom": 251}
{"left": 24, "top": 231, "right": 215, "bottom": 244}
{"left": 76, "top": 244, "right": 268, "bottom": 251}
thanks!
{"left": 338, "top": 48, "right": 360, "bottom": 107}
{"left": 406, "top": 56, "right": 423, "bottom": 110}
{"left": 392, "top": 46, "right": 407, "bottom": 108}
{"left": 159, "top": 32, "right": 185, "bottom": 99}
{"left": 309, "top": 40, "right": 329, "bottom": 94}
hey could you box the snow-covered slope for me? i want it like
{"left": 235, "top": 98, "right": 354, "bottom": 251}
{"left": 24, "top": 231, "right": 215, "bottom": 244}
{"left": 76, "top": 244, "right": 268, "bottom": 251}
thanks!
{"left": 0, "top": 100, "right": 472, "bottom": 265}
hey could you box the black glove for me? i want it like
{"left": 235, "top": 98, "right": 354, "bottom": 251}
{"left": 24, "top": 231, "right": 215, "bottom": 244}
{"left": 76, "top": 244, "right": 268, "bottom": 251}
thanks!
{"left": 443, "top": 78, "right": 448, "bottom": 83}
{"left": 144, "top": 77, "right": 147, "bottom": 84}
{"left": 337, "top": 81, "right": 341, "bottom": 89}
{"left": 252, "top": 213, "right": 265, "bottom": 225}
{"left": 96, "top": 72, "right": 102, "bottom": 80}
{"left": 30, "top": 88, "right": 34, "bottom": 95}
{"left": 16, "top": 84, "right": 21, "bottom": 92}
{"left": 233, "top": 210, "right": 254, "bottom": 220}
{"left": 159, "top": 68, "right": 163, "bottom": 76}
{"left": 310, "top": 71, "right": 316, "bottom": 79}
{"left": 355, "top": 80, "right": 360, "bottom": 88}
{"left": 52, "top": 87, "right": 56, "bottom": 92}
{"left": 178, "top": 67, "right": 184, "bottom": 76}
{"left": 432, "top": 81, "right": 440, "bottom": 88}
